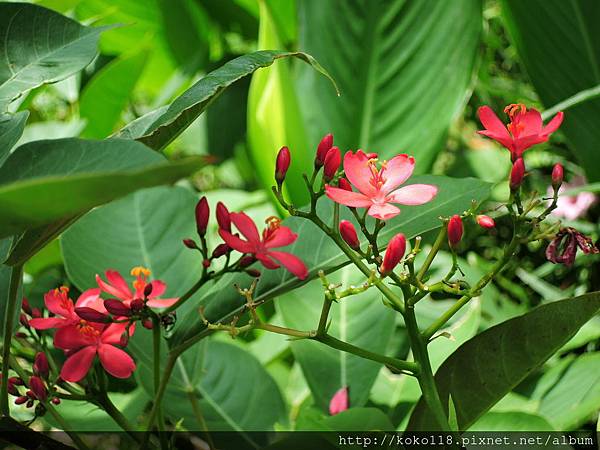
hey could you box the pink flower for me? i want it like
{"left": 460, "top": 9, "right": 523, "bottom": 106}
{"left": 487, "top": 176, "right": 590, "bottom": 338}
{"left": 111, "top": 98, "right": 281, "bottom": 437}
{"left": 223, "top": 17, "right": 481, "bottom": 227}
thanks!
{"left": 550, "top": 176, "right": 596, "bottom": 221}
{"left": 329, "top": 386, "right": 349, "bottom": 415}
{"left": 325, "top": 150, "right": 438, "bottom": 220}
{"left": 219, "top": 213, "right": 308, "bottom": 280}
{"left": 478, "top": 104, "right": 563, "bottom": 160}
{"left": 58, "top": 321, "right": 136, "bottom": 382}
{"left": 95, "top": 267, "right": 178, "bottom": 309}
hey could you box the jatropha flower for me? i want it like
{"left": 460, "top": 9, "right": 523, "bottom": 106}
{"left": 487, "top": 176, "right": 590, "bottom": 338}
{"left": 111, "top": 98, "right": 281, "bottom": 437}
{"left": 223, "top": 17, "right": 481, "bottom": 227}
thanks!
{"left": 546, "top": 227, "right": 599, "bottom": 266}
{"left": 325, "top": 150, "right": 438, "bottom": 220}
{"left": 477, "top": 104, "right": 564, "bottom": 161}
{"left": 95, "top": 267, "right": 178, "bottom": 309}
{"left": 329, "top": 386, "right": 349, "bottom": 415}
{"left": 219, "top": 213, "right": 308, "bottom": 279}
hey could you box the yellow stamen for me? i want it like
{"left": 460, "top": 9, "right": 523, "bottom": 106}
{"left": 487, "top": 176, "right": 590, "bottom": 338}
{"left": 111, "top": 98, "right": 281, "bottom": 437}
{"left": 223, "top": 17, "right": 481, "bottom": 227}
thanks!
{"left": 265, "top": 216, "right": 281, "bottom": 231}
{"left": 130, "top": 266, "right": 151, "bottom": 277}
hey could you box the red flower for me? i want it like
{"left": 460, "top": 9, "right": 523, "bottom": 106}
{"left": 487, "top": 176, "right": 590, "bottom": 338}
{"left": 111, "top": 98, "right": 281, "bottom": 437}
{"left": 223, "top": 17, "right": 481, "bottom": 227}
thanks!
{"left": 546, "top": 227, "right": 599, "bottom": 266}
{"left": 315, "top": 133, "right": 334, "bottom": 168}
{"left": 380, "top": 233, "right": 406, "bottom": 276}
{"left": 218, "top": 213, "right": 308, "bottom": 279}
{"left": 478, "top": 104, "right": 563, "bottom": 160}
{"left": 275, "top": 146, "right": 291, "bottom": 184}
{"left": 95, "top": 267, "right": 178, "bottom": 309}
{"left": 476, "top": 215, "right": 495, "bottom": 229}
{"left": 325, "top": 151, "right": 437, "bottom": 220}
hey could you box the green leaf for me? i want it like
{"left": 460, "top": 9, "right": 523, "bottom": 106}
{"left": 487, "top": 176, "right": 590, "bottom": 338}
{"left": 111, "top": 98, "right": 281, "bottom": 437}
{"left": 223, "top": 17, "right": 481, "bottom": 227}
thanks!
{"left": 0, "top": 2, "right": 105, "bottom": 107}
{"left": 79, "top": 49, "right": 149, "bottom": 138}
{"left": 407, "top": 292, "right": 600, "bottom": 431}
{"left": 0, "top": 111, "right": 28, "bottom": 166}
{"left": 323, "top": 408, "right": 394, "bottom": 431}
{"left": 296, "top": 0, "right": 482, "bottom": 171}
{"left": 502, "top": 0, "right": 600, "bottom": 182}
{"left": 116, "top": 50, "right": 337, "bottom": 151}
{"left": 469, "top": 411, "right": 554, "bottom": 432}
{"left": 171, "top": 176, "right": 491, "bottom": 347}
{"left": 0, "top": 138, "right": 204, "bottom": 241}
{"left": 278, "top": 265, "right": 396, "bottom": 410}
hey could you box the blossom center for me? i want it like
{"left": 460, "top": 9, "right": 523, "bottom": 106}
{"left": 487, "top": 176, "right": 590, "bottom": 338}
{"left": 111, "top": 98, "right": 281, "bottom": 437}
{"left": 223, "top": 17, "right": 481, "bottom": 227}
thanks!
{"left": 262, "top": 216, "right": 281, "bottom": 242}
{"left": 367, "top": 158, "right": 388, "bottom": 190}
{"left": 54, "top": 286, "right": 71, "bottom": 311}
{"left": 77, "top": 320, "right": 100, "bottom": 338}
{"left": 131, "top": 266, "right": 151, "bottom": 292}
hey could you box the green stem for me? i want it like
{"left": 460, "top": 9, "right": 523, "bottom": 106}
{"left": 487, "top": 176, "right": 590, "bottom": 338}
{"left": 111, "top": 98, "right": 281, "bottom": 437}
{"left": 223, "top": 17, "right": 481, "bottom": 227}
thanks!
{"left": 316, "top": 296, "right": 334, "bottom": 336}
{"left": 152, "top": 316, "right": 167, "bottom": 447}
{"left": 95, "top": 373, "right": 141, "bottom": 443}
{"left": 416, "top": 227, "right": 446, "bottom": 282}
{"left": 541, "top": 83, "right": 600, "bottom": 120}
{"left": 1, "top": 264, "right": 23, "bottom": 416}
{"left": 163, "top": 273, "right": 208, "bottom": 314}
{"left": 187, "top": 390, "right": 214, "bottom": 450}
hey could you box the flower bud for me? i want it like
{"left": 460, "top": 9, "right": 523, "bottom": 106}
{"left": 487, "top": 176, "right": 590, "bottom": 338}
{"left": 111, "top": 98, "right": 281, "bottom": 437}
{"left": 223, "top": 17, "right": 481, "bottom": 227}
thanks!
{"left": 9, "top": 377, "right": 23, "bottom": 386}
{"left": 339, "top": 220, "right": 360, "bottom": 250}
{"left": 329, "top": 386, "right": 349, "bottom": 416}
{"left": 14, "top": 396, "right": 28, "bottom": 405}
{"left": 275, "top": 146, "right": 291, "bottom": 184}
{"left": 142, "top": 319, "right": 154, "bottom": 330}
{"left": 7, "top": 378, "right": 20, "bottom": 396}
{"left": 195, "top": 196, "right": 210, "bottom": 236}
{"left": 119, "top": 331, "right": 129, "bottom": 347}
{"left": 51, "top": 397, "right": 61, "bottom": 405}
{"left": 323, "top": 146, "right": 341, "bottom": 181}
{"left": 510, "top": 158, "right": 525, "bottom": 191}
{"left": 202, "top": 259, "right": 211, "bottom": 268}
{"left": 212, "top": 243, "right": 230, "bottom": 258}
{"left": 245, "top": 268, "right": 261, "bottom": 278}
{"left": 19, "top": 313, "right": 29, "bottom": 328}
{"left": 380, "top": 233, "right": 406, "bottom": 276}
{"left": 29, "top": 376, "right": 47, "bottom": 401}
{"left": 104, "top": 299, "right": 132, "bottom": 317}
{"left": 33, "top": 353, "right": 49, "bottom": 379}
{"left": 75, "top": 307, "right": 110, "bottom": 323}
{"left": 26, "top": 399, "right": 34, "bottom": 408}
{"left": 447, "top": 215, "right": 463, "bottom": 248}
{"left": 216, "top": 202, "right": 231, "bottom": 232}
{"left": 338, "top": 178, "right": 352, "bottom": 191}
{"left": 21, "top": 298, "right": 32, "bottom": 315}
{"left": 31, "top": 308, "right": 41, "bottom": 318}
{"left": 475, "top": 215, "right": 495, "bottom": 229}
{"left": 239, "top": 255, "right": 256, "bottom": 268}
{"left": 551, "top": 163, "right": 563, "bottom": 190}
{"left": 315, "top": 133, "right": 333, "bottom": 168}
{"left": 130, "top": 298, "right": 145, "bottom": 313}
{"left": 183, "top": 238, "right": 198, "bottom": 249}
{"left": 143, "top": 283, "right": 153, "bottom": 298}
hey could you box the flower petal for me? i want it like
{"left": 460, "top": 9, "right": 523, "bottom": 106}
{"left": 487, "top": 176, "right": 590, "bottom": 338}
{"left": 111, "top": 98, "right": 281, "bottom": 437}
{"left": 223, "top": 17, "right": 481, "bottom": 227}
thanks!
{"left": 75, "top": 288, "right": 104, "bottom": 312}
{"left": 343, "top": 150, "right": 377, "bottom": 196}
{"left": 264, "top": 225, "right": 297, "bottom": 249}
{"left": 520, "top": 108, "right": 543, "bottom": 136}
{"left": 367, "top": 203, "right": 400, "bottom": 220}
{"left": 54, "top": 325, "right": 98, "bottom": 350}
{"left": 269, "top": 251, "right": 309, "bottom": 280}
{"left": 148, "top": 280, "right": 166, "bottom": 298}
{"left": 96, "top": 272, "right": 131, "bottom": 301}
{"left": 44, "top": 289, "right": 73, "bottom": 318}
{"left": 542, "top": 111, "right": 564, "bottom": 136}
{"left": 230, "top": 212, "right": 260, "bottom": 243}
{"left": 329, "top": 387, "right": 349, "bottom": 415}
{"left": 381, "top": 154, "right": 415, "bottom": 193}
{"left": 146, "top": 297, "right": 179, "bottom": 308}
{"left": 98, "top": 344, "right": 136, "bottom": 379}
{"left": 60, "top": 346, "right": 97, "bottom": 382}
{"left": 477, "top": 130, "right": 515, "bottom": 151}
{"left": 478, "top": 106, "right": 511, "bottom": 139}
{"left": 387, "top": 184, "right": 438, "bottom": 205}
{"left": 256, "top": 253, "right": 280, "bottom": 270}
{"left": 218, "top": 229, "right": 254, "bottom": 253}
{"left": 100, "top": 322, "right": 129, "bottom": 345}
{"left": 29, "top": 317, "right": 67, "bottom": 330}
{"left": 325, "top": 186, "right": 372, "bottom": 208}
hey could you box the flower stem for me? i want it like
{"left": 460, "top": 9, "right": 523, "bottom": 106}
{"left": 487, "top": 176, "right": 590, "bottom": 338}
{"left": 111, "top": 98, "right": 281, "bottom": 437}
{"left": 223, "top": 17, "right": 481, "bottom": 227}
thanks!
{"left": 1, "top": 264, "right": 23, "bottom": 416}
{"left": 416, "top": 226, "right": 446, "bottom": 282}
{"left": 151, "top": 316, "right": 168, "bottom": 448}
{"left": 186, "top": 389, "right": 214, "bottom": 450}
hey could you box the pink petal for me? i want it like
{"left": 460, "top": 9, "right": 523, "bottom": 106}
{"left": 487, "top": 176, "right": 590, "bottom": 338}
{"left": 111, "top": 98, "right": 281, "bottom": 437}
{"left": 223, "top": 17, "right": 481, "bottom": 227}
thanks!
{"left": 96, "top": 273, "right": 131, "bottom": 301}
{"left": 148, "top": 280, "right": 166, "bottom": 298}
{"left": 367, "top": 203, "right": 400, "bottom": 220}
{"left": 542, "top": 111, "right": 564, "bottom": 136}
{"left": 478, "top": 106, "right": 511, "bottom": 140}
{"left": 44, "top": 289, "right": 73, "bottom": 318}
{"left": 264, "top": 225, "right": 297, "bottom": 249}
{"left": 230, "top": 212, "right": 260, "bottom": 243}
{"left": 325, "top": 186, "right": 372, "bottom": 208}
{"left": 218, "top": 229, "right": 254, "bottom": 253}
{"left": 343, "top": 150, "right": 377, "bottom": 196}
{"left": 98, "top": 344, "right": 136, "bottom": 379}
{"left": 520, "top": 108, "right": 543, "bottom": 136}
{"left": 75, "top": 288, "right": 105, "bottom": 313}
{"left": 256, "top": 253, "right": 280, "bottom": 270}
{"left": 60, "top": 346, "right": 97, "bottom": 382}
{"left": 477, "top": 130, "right": 515, "bottom": 151}
{"left": 387, "top": 184, "right": 438, "bottom": 205}
{"left": 106, "top": 270, "right": 133, "bottom": 297}
{"left": 146, "top": 297, "right": 179, "bottom": 308}
{"left": 269, "top": 251, "right": 309, "bottom": 280}
{"left": 54, "top": 325, "right": 98, "bottom": 350}
{"left": 100, "top": 322, "right": 129, "bottom": 345}
{"left": 29, "top": 317, "right": 67, "bottom": 330}
{"left": 381, "top": 154, "right": 415, "bottom": 193}
{"left": 329, "top": 387, "right": 349, "bottom": 415}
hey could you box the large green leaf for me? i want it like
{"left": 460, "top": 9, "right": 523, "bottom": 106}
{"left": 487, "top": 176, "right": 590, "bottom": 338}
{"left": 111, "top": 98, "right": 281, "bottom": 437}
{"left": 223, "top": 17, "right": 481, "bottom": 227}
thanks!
{"left": 502, "top": 0, "right": 600, "bottom": 182}
{"left": 116, "top": 50, "right": 336, "bottom": 151}
{"left": 0, "top": 138, "right": 204, "bottom": 240}
{"left": 468, "top": 411, "right": 554, "bottom": 432}
{"left": 0, "top": 2, "right": 105, "bottom": 107}
{"left": 278, "top": 265, "right": 396, "bottom": 410}
{"left": 295, "top": 0, "right": 482, "bottom": 172}
{"left": 407, "top": 292, "right": 600, "bottom": 431}
{"left": 0, "top": 111, "right": 28, "bottom": 166}
{"left": 79, "top": 49, "right": 149, "bottom": 138}
{"left": 171, "top": 176, "right": 491, "bottom": 346}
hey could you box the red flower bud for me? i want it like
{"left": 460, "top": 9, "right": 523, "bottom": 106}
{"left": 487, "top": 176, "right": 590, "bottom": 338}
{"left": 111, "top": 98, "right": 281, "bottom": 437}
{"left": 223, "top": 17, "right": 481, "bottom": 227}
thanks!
{"left": 75, "top": 307, "right": 110, "bottom": 323}
{"left": 380, "top": 233, "right": 406, "bottom": 276}
{"left": 143, "top": 283, "right": 153, "bottom": 298}
{"left": 142, "top": 319, "right": 154, "bottom": 330}
{"left": 33, "top": 353, "right": 49, "bottom": 379}
{"left": 245, "top": 268, "right": 262, "bottom": 278}
{"left": 21, "top": 298, "right": 32, "bottom": 315}
{"left": 31, "top": 308, "right": 41, "bottom": 318}
{"left": 104, "top": 299, "right": 132, "bottom": 317}
{"left": 130, "top": 298, "right": 145, "bottom": 313}
{"left": 216, "top": 202, "right": 231, "bottom": 232}
{"left": 323, "top": 146, "right": 341, "bottom": 181}
{"left": 339, "top": 220, "right": 360, "bottom": 250}
{"left": 51, "top": 397, "right": 61, "bottom": 405}
{"left": 475, "top": 215, "right": 495, "bottom": 229}
{"left": 448, "top": 215, "right": 463, "bottom": 248}
{"left": 202, "top": 259, "right": 211, "bottom": 268}
{"left": 195, "top": 196, "right": 210, "bottom": 236}
{"left": 315, "top": 133, "right": 334, "bottom": 168}
{"left": 183, "top": 238, "right": 198, "bottom": 249}
{"left": 26, "top": 399, "right": 34, "bottom": 408}
{"left": 14, "top": 396, "right": 28, "bottom": 405}
{"left": 338, "top": 178, "right": 352, "bottom": 191}
{"left": 29, "top": 376, "right": 47, "bottom": 401}
{"left": 119, "top": 331, "right": 129, "bottom": 347}
{"left": 7, "top": 378, "right": 20, "bottom": 396}
{"left": 510, "top": 158, "right": 525, "bottom": 191}
{"left": 551, "top": 163, "right": 563, "bottom": 189}
{"left": 212, "top": 243, "right": 230, "bottom": 258}
{"left": 9, "top": 377, "right": 24, "bottom": 386}
{"left": 19, "top": 313, "right": 29, "bottom": 328}
{"left": 239, "top": 255, "right": 256, "bottom": 268}
{"left": 275, "top": 146, "right": 291, "bottom": 184}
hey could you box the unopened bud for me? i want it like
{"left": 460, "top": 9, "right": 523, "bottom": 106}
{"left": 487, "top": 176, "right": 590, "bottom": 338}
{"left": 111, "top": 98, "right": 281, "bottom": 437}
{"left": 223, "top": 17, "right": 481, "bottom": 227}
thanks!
{"left": 26, "top": 399, "right": 34, "bottom": 408}
{"left": 510, "top": 158, "right": 525, "bottom": 191}
{"left": 315, "top": 133, "right": 334, "bottom": 168}
{"left": 143, "top": 283, "right": 153, "bottom": 298}
{"left": 202, "top": 259, "right": 211, "bottom": 268}
{"left": 119, "top": 331, "right": 129, "bottom": 347}
{"left": 142, "top": 319, "right": 154, "bottom": 330}
{"left": 75, "top": 307, "right": 110, "bottom": 323}
{"left": 31, "top": 308, "right": 41, "bottom": 318}
{"left": 33, "top": 353, "right": 49, "bottom": 379}
{"left": 245, "top": 268, "right": 261, "bottom": 278}
{"left": 239, "top": 255, "right": 256, "bottom": 268}
{"left": 212, "top": 243, "right": 230, "bottom": 258}
{"left": 476, "top": 215, "right": 495, "bottom": 229}
{"left": 323, "top": 147, "right": 341, "bottom": 181}
{"left": 275, "top": 146, "right": 291, "bottom": 185}
{"left": 339, "top": 221, "right": 360, "bottom": 250}
{"left": 104, "top": 299, "right": 132, "bottom": 317}
{"left": 195, "top": 196, "right": 210, "bottom": 236}
{"left": 29, "top": 376, "right": 47, "bottom": 401}
{"left": 183, "top": 238, "right": 199, "bottom": 249}
{"left": 448, "top": 215, "right": 463, "bottom": 248}
{"left": 19, "top": 313, "right": 29, "bottom": 328}
{"left": 551, "top": 163, "right": 563, "bottom": 190}
{"left": 21, "top": 298, "right": 32, "bottom": 315}
{"left": 338, "top": 178, "right": 352, "bottom": 191}
{"left": 15, "top": 332, "right": 27, "bottom": 339}
{"left": 14, "top": 396, "right": 28, "bottom": 405}
{"left": 130, "top": 298, "right": 145, "bottom": 313}
{"left": 7, "top": 379, "right": 20, "bottom": 396}
{"left": 9, "top": 377, "right": 23, "bottom": 386}
{"left": 51, "top": 397, "right": 61, "bottom": 405}
{"left": 216, "top": 202, "right": 231, "bottom": 232}
{"left": 380, "top": 233, "right": 406, "bottom": 276}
